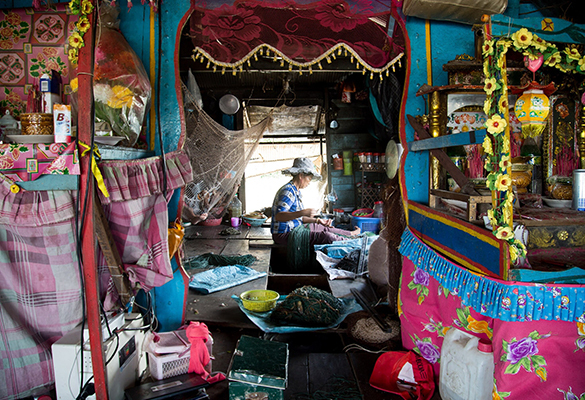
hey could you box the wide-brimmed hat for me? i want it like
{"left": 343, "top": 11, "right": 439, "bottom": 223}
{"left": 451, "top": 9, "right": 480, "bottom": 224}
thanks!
{"left": 282, "top": 157, "right": 322, "bottom": 181}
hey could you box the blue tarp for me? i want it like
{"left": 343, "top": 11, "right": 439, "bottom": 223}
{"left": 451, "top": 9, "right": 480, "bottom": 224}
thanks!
{"left": 188, "top": 265, "right": 267, "bottom": 294}
{"left": 232, "top": 294, "right": 362, "bottom": 333}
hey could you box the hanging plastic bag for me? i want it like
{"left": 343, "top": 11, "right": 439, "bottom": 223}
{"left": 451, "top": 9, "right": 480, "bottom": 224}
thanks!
{"left": 92, "top": 3, "right": 151, "bottom": 146}
{"left": 168, "top": 220, "right": 185, "bottom": 260}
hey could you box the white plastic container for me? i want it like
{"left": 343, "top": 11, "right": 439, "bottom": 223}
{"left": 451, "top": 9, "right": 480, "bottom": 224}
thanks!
{"left": 439, "top": 328, "right": 494, "bottom": 400}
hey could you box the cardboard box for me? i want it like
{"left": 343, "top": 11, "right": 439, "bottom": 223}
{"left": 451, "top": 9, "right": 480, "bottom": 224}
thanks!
{"left": 228, "top": 335, "right": 288, "bottom": 400}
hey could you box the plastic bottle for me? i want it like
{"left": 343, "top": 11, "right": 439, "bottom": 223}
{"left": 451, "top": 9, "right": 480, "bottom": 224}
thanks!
{"left": 228, "top": 194, "right": 242, "bottom": 219}
{"left": 373, "top": 201, "right": 383, "bottom": 218}
{"left": 439, "top": 328, "right": 494, "bottom": 400}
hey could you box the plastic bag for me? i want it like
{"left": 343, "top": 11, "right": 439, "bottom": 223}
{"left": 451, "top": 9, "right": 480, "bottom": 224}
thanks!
{"left": 92, "top": 4, "right": 151, "bottom": 146}
{"left": 168, "top": 220, "right": 185, "bottom": 260}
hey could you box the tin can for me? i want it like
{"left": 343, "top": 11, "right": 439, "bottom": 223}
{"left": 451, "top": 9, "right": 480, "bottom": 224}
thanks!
{"left": 573, "top": 169, "right": 585, "bottom": 211}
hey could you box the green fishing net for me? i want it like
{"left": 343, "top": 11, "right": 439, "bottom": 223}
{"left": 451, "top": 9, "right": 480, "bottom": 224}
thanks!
{"left": 183, "top": 253, "right": 257, "bottom": 272}
{"left": 287, "top": 224, "right": 311, "bottom": 272}
{"left": 270, "top": 286, "right": 343, "bottom": 327}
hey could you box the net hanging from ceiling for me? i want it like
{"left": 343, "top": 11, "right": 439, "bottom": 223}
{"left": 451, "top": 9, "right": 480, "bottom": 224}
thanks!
{"left": 182, "top": 84, "right": 272, "bottom": 220}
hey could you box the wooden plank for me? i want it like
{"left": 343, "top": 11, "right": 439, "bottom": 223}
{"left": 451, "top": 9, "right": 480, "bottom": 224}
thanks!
{"left": 491, "top": 15, "right": 585, "bottom": 45}
{"left": 17, "top": 175, "right": 78, "bottom": 191}
{"left": 308, "top": 353, "right": 355, "bottom": 393}
{"left": 408, "top": 129, "right": 487, "bottom": 152}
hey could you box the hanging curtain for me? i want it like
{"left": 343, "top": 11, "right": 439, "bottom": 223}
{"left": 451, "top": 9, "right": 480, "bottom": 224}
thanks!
{"left": 189, "top": 0, "right": 405, "bottom": 79}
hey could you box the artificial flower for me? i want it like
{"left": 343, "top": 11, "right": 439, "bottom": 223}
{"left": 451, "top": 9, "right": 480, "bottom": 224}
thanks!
{"left": 482, "top": 40, "right": 494, "bottom": 56}
{"left": 531, "top": 35, "right": 548, "bottom": 52}
{"left": 579, "top": 57, "right": 585, "bottom": 71}
{"left": 482, "top": 135, "right": 493, "bottom": 155}
{"left": 94, "top": 83, "right": 114, "bottom": 103}
{"left": 499, "top": 155, "right": 511, "bottom": 171}
{"left": 486, "top": 115, "right": 507, "bottom": 135}
{"left": 495, "top": 173, "right": 511, "bottom": 191}
{"left": 496, "top": 38, "right": 512, "bottom": 50}
{"left": 70, "top": 77, "right": 78, "bottom": 92}
{"left": 484, "top": 77, "right": 498, "bottom": 95}
{"left": 81, "top": 0, "right": 94, "bottom": 15}
{"left": 76, "top": 16, "right": 90, "bottom": 33}
{"left": 483, "top": 61, "right": 491, "bottom": 79}
{"left": 497, "top": 53, "right": 506, "bottom": 70}
{"left": 509, "top": 244, "right": 519, "bottom": 261}
{"left": 487, "top": 209, "right": 498, "bottom": 228}
{"left": 495, "top": 226, "right": 514, "bottom": 240}
{"left": 544, "top": 51, "right": 562, "bottom": 67}
{"left": 68, "top": 48, "right": 78, "bottom": 65}
{"left": 498, "top": 96, "right": 508, "bottom": 114}
{"left": 512, "top": 28, "right": 532, "bottom": 49}
{"left": 107, "top": 85, "right": 134, "bottom": 108}
{"left": 565, "top": 47, "right": 581, "bottom": 60}
{"left": 502, "top": 201, "right": 513, "bottom": 223}
{"left": 501, "top": 137, "right": 510, "bottom": 153}
{"left": 68, "top": 32, "right": 84, "bottom": 49}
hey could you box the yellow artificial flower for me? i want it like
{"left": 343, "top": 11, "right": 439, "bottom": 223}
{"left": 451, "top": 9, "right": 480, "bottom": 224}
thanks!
{"left": 81, "top": 0, "right": 94, "bottom": 15}
{"left": 68, "top": 48, "right": 78, "bottom": 64}
{"left": 545, "top": 51, "right": 562, "bottom": 67}
{"left": 496, "top": 38, "right": 512, "bottom": 50}
{"left": 512, "top": 28, "right": 533, "bottom": 49}
{"left": 487, "top": 209, "right": 498, "bottom": 228}
{"left": 482, "top": 40, "right": 494, "bottom": 56}
{"left": 499, "top": 155, "right": 511, "bottom": 171}
{"left": 579, "top": 58, "right": 585, "bottom": 71}
{"left": 482, "top": 135, "right": 493, "bottom": 155}
{"left": 70, "top": 77, "right": 78, "bottom": 92}
{"left": 565, "top": 47, "right": 581, "bottom": 60}
{"left": 497, "top": 54, "right": 506, "bottom": 70}
{"left": 486, "top": 115, "right": 507, "bottom": 135}
{"left": 495, "top": 173, "right": 511, "bottom": 191}
{"left": 495, "top": 226, "right": 514, "bottom": 240}
{"left": 76, "top": 16, "right": 90, "bottom": 33}
{"left": 504, "top": 191, "right": 515, "bottom": 208}
{"left": 531, "top": 35, "right": 548, "bottom": 52}
{"left": 484, "top": 77, "right": 498, "bottom": 95}
{"left": 501, "top": 137, "right": 510, "bottom": 153}
{"left": 483, "top": 98, "right": 492, "bottom": 115}
{"left": 107, "top": 85, "right": 134, "bottom": 109}
{"left": 498, "top": 96, "right": 508, "bottom": 114}
{"left": 483, "top": 61, "right": 490, "bottom": 78}
{"left": 68, "top": 31, "right": 84, "bottom": 49}
{"left": 502, "top": 202, "right": 513, "bottom": 223}
{"left": 509, "top": 243, "right": 519, "bottom": 261}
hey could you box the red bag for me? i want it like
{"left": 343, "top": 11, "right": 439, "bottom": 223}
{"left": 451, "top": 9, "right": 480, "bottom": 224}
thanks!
{"left": 369, "top": 351, "right": 435, "bottom": 400}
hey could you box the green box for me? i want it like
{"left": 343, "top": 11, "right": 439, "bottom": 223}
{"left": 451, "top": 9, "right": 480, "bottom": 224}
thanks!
{"left": 228, "top": 335, "right": 289, "bottom": 400}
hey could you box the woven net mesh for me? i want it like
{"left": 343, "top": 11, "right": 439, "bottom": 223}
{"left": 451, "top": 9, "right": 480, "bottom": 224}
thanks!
{"left": 182, "top": 85, "right": 272, "bottom": 219}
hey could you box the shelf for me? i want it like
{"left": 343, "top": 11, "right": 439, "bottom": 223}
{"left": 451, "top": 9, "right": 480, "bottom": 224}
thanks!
{"left": 357, "top": 163, "right": 385, "bottom": 172}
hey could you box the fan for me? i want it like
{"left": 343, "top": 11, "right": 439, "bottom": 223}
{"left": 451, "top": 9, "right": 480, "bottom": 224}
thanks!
{"left": 385, "top": 140, "right": 402, "bottom": 179}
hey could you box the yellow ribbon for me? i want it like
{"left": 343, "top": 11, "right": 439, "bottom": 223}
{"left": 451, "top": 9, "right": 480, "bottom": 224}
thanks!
{"left": 79, "top": 141, "right": 109, "bottom": 198}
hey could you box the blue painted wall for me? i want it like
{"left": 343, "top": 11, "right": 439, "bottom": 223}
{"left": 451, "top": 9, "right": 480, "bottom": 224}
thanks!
{"left": 401, "top": 17, "right": 475, "bottom": 203}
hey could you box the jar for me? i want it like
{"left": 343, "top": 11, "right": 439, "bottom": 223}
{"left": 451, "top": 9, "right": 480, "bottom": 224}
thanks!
{"left": 365, "top": 152, "right": 373, "bottom": 163}
{"left": 372, "top": 153, "right": 379, "bottom": 163}
{"left": 373, "top": 201, "right": 383, "bottom": 218}
{"left": 380, "top": 153, "right": 385, "bottom": 163}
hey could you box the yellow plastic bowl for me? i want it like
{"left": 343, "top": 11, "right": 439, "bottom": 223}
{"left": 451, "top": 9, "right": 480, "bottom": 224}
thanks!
{"left": 240, "top": 289, "right": 279, "bottom": 312}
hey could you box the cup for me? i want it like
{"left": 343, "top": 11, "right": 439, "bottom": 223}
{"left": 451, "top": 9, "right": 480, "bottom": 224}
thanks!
{"left": 231, "top": 217, "right": 242, "bottom": 227}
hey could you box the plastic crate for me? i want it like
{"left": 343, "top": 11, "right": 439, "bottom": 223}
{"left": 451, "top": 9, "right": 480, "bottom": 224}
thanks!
{"left": 351, "top": 216, "right": 381, "bottom": 234}
{"left": 148, "top": 351, "right": 190, "bottom": 380}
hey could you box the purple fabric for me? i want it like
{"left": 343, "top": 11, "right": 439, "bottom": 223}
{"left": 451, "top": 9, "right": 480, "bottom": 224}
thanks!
{"left": 0, "top": 174, "right": 83, "bottom": 400}
{"left": 97, "top": 150, "right": 193, "bottom": 309}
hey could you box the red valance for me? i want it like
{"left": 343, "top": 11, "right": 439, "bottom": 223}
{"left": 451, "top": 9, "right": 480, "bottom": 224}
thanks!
{"left": 189, "top": 0, "right": 404, "bottom": 76}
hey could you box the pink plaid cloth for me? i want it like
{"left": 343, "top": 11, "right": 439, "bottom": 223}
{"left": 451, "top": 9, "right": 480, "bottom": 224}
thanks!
{"left": 97, "top": 150, "right": 193, "bottom": 309}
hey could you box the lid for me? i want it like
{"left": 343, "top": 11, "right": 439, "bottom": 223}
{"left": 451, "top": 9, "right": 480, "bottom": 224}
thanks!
{"left": 0, "top": 110, "right": 18, "bottom": 128}
{"left": 219, "top": 94, "right": 240, "bottom": 115}
{"left": 375, "top": 201, "right": 383, "bottom": 204}
{"left": 477, "top": 338, "right": 493, "bottom": 353}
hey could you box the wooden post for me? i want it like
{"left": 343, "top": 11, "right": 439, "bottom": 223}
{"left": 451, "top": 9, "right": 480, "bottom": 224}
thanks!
{"left": 77, "top": 4, "right": 109, "bottom": 399}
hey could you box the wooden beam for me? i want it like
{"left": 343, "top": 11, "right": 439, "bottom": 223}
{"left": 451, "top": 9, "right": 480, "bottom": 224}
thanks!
{"left": 408, "top": 129, "right": 486, "bottom": 152}
{"left": 77, "top": 4, "right": 109, "bottom": 400}
{"left": 407, "top": 115, "right": 478, "bottom": 195}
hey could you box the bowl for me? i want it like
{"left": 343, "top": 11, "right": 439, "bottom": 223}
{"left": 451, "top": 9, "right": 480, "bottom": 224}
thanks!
{"left": 243, "top": 216, "right": 268, "bottom": 227}
{"left": 199, "top": 217, "right": 222, "bottom": 226}
{"left": 240, "top": 289, "right": 279, "bottom": 312}
{"left": 351, "top": 208, "right": 374, "bottom": 218}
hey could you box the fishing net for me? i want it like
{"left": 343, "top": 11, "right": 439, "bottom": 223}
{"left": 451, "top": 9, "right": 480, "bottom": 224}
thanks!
{"left": 183, "top": 253, "right": 257, "bottom": 273}
{"left": 287, "top": 224, "right": 311, "bottom": 273}
{"left": 270, "top": 286, "right": 343, "bottom": 327}
{"left": 182, "top": 83, "right": 272, "bottom": 219}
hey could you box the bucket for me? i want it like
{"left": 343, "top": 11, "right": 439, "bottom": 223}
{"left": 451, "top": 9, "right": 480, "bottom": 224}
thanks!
{"left": 439, "top": 328, "right": 494, "bottom": 400}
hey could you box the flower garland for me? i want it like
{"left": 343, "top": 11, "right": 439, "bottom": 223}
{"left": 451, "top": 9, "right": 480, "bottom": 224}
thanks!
{"left": 66, "top": 0, "right": 94, "bottom": 67}
{"left": 482, "top": 27, "right": 585, "bottom": 262}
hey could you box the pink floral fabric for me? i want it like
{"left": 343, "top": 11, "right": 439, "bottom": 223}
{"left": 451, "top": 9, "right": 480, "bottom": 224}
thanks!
{"left": 399, "top": 228, "right": 585, "bottom": 399}
{"left": 0, "top": 142, "right": 79, "bottom": 182}
{"left": 0, "top": 5, "right": 77, "bottom": 117}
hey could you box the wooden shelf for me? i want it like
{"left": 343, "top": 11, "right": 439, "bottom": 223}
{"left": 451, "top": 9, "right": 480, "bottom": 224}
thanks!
{"left": 429, "top": 189, "right": 492, "bottom": 222}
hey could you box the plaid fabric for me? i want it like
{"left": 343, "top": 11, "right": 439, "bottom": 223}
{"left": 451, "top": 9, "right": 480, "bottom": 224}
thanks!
{"left": 0, "top": 173, "right": 82, "bottom": 400}
{"left": 271, "top": 181, "right": 303, "bottom": 234}
{"left": 97, "top": 150, "right": 193, "bottom": 309}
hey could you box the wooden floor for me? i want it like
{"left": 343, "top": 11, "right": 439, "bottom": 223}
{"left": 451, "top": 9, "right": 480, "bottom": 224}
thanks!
{"left": 181, "top": 222, "right": 435, "bottom": 400}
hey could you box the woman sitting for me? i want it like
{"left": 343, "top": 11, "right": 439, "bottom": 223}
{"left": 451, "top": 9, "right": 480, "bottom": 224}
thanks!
{"left": 271, "top": 157, "right": 360, "bottom": 245}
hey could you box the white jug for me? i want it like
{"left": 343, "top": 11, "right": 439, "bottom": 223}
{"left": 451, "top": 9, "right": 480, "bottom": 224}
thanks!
{"left": 439, "top": 328, "right": 494, "bottom": 400}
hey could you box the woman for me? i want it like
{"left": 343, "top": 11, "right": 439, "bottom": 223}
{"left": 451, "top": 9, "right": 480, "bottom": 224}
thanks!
{"left": 271, "top": 157, "right": 360, "bottom": 245}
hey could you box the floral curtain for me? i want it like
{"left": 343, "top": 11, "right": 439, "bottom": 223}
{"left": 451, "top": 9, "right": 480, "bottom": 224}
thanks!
{"left": 189, "top": 0, "right": 404, "bottom": 77}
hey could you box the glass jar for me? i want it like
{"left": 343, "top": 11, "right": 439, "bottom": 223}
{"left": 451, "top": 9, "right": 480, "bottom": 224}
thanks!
{"left": 365, "top": 152, "right": 373, "bottom": 163}
{"left": 373, "top": 153, "right": 380, "bottom": 163}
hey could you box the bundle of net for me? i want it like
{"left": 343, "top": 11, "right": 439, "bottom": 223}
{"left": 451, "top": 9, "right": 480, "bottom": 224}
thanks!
{"left": 270, "top": 286, "right": 343, "bottom": 326}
